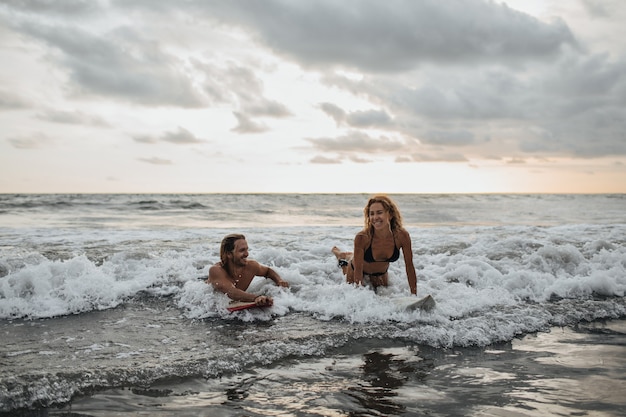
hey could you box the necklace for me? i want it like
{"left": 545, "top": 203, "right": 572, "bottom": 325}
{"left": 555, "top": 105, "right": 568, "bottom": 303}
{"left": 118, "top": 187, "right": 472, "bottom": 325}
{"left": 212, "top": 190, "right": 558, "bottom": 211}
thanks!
{"left": 233, "top": 266, "right": 243, "bottom": 282}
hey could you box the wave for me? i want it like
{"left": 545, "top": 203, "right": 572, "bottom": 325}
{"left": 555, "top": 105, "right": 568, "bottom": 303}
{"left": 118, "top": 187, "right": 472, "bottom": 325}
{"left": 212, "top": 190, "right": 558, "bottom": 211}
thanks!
{"left": 2, "top": 194, "right": 626, "bottom": 229}
{"left": 2, "top": 224, "right": 625, "bottom": 327}
{"left": 1, "top": 223, "right": 625, "bottom": 413}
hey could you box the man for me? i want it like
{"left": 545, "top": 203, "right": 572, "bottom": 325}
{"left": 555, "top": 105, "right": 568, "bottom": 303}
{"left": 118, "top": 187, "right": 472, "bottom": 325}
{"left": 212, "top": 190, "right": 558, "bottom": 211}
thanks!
{"left": 208, "top": 234, "right": 289, "bottom": 306}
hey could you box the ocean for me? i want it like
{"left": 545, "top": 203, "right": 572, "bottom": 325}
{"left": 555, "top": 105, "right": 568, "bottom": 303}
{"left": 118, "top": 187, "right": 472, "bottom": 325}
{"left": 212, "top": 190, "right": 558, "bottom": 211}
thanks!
{"left": 1, "top": 193, "right": 625, "bottom": 416}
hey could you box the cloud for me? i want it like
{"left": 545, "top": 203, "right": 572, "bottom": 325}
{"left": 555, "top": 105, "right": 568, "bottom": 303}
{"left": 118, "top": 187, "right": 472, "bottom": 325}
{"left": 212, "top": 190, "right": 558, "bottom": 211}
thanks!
{"left": 349, "top": 155, "right": 373, "bottom": 163}
{"left": 581, "top": 0, "right": 612, "bottom": 18}
{"left": 310, "top": 155, "right": 342, "bottom": 164}
{"left": 322, "top": 49, "right": 626, "bottom": 158}
{"left": 306, "top": 131, "right": 404, "bottom": 153}
{"left": 0, "top": 90, "right": 30, "bottom": 109}
{"left": 319, "top": 103, "right": 346, "bottom": 126}
{"left": 319, "top": 103, "right": 392, "bottom": 128}
{"left": 345, "top": 109, "right": 393, "bottom": 128}
{"left": 137, "top": 157, "right": 173, "bottom": 165}
{"left": 192, "top": 59, "right": 292, "bottom": 127}
{"left": 2, "top": 0, "right": 625, "bottom": 197}
{"left": 190, "top": 0, "right": 577, "bottom": 72}
{"left": 36, "top": 109, "right": 110, "bottom": 127}
{"left": 162, "top": 127, "right": 205, "bottom": 144}
{"left": 7, "top": 132, "right": 53, "bottom": 149}
{"left": 406, "top": 153, "right": 468, "bottom": 162}
{"left": 2, "top": 0, "right": 103, "bottom": 16}
{"left": 231, "top": 112, "right": 269, "bottom": 134}
{"left": 243, "top": 99, "right": 291, "bottom": 118}
{"left": 421, "top": 130, "right": 474, "bottom": 146}
{"left": 133, "top": 127, "right": 207, "bottom": 144}
{"left": 10, "top": 19, "right": 204, "bottom": 107}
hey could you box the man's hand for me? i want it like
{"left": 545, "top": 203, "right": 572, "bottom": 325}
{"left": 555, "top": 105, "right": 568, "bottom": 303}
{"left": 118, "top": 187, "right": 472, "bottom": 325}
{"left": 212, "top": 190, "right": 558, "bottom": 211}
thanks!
{"left": 254, "top": 295, "right": 273, "bottom": 306}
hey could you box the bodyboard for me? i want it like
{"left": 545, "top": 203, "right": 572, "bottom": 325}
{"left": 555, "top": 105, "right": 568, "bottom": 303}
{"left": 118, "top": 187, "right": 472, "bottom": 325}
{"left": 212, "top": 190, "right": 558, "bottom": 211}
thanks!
{"left": 392, "top": 294, "right": 436, "bottom": 312}
{"left": 226, "top": 301, "right": 260, "bottom": 312}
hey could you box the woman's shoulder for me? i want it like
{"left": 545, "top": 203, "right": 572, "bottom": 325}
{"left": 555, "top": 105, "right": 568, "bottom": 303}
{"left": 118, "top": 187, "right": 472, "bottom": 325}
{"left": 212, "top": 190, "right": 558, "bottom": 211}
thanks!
{"left": 394, "top": 227, "right": 411, "bottom": 240}
{"left": 354, "top": 230, "right": 370, "bottom": 244}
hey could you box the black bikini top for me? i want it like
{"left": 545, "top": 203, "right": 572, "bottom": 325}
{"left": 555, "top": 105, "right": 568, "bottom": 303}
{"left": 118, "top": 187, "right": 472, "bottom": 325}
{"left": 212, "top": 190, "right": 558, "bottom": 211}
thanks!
{"left": 363, "top": 236, "right": 400, "bottom": 263}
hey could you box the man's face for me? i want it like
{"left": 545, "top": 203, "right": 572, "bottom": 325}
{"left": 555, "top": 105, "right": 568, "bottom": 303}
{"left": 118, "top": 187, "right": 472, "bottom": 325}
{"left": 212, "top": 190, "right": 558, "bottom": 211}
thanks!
{"left": 231, "top": 239, "right": 249, "bottom": 266}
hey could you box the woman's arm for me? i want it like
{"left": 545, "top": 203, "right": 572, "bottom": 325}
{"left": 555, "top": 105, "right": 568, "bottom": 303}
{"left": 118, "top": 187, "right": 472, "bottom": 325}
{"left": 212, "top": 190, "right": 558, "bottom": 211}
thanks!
{"left": 399, "top": 229, "right": 417, "bottom": 294}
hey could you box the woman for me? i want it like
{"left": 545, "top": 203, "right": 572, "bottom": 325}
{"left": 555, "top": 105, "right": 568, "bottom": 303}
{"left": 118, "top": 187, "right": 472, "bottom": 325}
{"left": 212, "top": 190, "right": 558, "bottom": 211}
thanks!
{"left": 332, "top": 195, "right": 417, "bottom": 294}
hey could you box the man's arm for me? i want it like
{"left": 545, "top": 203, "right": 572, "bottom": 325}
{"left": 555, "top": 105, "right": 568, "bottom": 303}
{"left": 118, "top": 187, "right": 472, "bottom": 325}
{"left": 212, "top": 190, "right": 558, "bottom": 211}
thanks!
{"left": 258, "top": 264, "right": 289, "bottom": 288}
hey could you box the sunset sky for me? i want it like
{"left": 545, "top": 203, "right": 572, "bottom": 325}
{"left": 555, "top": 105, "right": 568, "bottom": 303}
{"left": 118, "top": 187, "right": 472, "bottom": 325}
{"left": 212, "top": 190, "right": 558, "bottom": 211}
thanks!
{"left": 1, "top": 0, "right": 625, "bottom": 194}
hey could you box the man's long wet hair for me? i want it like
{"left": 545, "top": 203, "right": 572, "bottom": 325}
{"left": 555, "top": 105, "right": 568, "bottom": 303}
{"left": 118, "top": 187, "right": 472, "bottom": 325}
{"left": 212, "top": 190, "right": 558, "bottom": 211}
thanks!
{"left": 220, "top": 233, "right": 245, "bottom": 274}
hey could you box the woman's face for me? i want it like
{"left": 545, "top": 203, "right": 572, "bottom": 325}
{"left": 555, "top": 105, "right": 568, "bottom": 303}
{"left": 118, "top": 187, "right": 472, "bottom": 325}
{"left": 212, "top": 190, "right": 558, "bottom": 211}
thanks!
{"left": 368, "top": 202, "right": 391, "bottom": 230}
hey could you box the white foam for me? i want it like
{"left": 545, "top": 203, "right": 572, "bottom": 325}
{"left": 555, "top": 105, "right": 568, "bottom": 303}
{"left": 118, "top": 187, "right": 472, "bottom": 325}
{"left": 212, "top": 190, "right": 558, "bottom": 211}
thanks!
{"left": 1, "top": 223, "right": 625, "bottom": 348}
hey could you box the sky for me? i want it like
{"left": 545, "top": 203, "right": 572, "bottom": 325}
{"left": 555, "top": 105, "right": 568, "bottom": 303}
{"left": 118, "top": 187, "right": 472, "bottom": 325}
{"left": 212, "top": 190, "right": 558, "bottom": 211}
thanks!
{"left": 1, "top": 0, "right": 625, "bottom": 194}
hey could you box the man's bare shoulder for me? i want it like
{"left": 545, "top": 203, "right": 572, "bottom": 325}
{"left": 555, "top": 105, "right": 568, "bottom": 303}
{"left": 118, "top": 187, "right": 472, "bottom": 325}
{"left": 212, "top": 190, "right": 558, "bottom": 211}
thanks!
{"left": 245, "top": 259, "right": 264, "bottom": 273}
{"left": 208, "top": 263, "right": 226, "bottom": 281}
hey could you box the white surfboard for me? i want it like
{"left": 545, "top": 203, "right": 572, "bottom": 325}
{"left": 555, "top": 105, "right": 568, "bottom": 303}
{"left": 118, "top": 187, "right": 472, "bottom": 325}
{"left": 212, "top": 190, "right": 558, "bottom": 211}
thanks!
{"left": 391, "top": 295, "right": 436, "bottom": 312}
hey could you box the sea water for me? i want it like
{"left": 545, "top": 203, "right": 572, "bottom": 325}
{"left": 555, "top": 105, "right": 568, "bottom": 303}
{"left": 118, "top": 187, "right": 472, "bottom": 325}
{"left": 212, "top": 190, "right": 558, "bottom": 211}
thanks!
{"left": 1, "top": 193, "right": 625, "bottom": 416}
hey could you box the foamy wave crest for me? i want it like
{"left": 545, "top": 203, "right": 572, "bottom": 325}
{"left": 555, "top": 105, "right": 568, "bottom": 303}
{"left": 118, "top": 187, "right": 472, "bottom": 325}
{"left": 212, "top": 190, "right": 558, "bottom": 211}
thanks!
{"left": 175, "top": 225, "right": 626, "bottom": 342}
{"left": 0, "top": 250, "right": 196, "bottom": 319}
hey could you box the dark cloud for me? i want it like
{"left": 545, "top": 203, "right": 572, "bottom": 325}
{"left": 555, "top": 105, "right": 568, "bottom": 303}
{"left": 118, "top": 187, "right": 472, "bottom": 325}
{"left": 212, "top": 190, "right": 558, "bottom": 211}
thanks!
{"left": 193, "top": 59, "right": 292, "bottom": 125}
{"left": 1, "top": 0, "right": 102, "bottom": 16}
{"left": 323, "top": 50, "right": 626, "bottom": 158}
{"left": 306, "top": 123, "right": 475, "bottom": 163}
{"left": 3, "top": 0, "right": 625, "bottom": 166}
{"left": 11, "top": 21, "right": 204, "bottom": 107}
{"left": 188, "top": 0, "right": 577, "bottom": 72}
{"left": 319, "top": 103, "right": 392, "bottom": 128}
{"left": 421, "top": 130, "right": 474, "bottom": 146}
{"left": 345, "top": 109, "right": 392, "bottom": 128}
